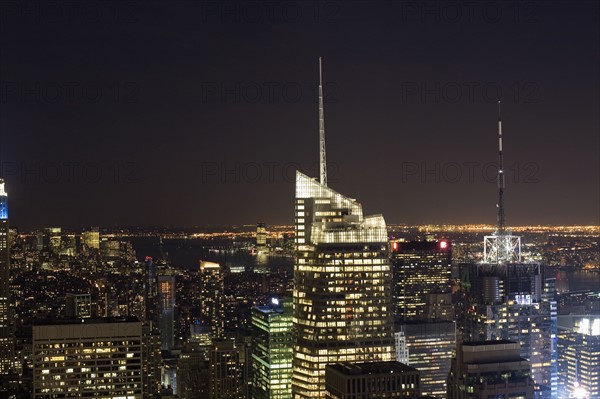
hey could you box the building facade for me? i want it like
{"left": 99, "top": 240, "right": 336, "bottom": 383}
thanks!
{"left": 325, "top": 361, "right": 421, "bottom": 399}
{"left": 557, "top": 318, "right": 600, "bottom": 399}
{"left": 32, "top": 317, "right": 143, "bottom": 399}
{"left": 447, "top": 341, "right": 534, "bottom": 399}
{"left": 391, "top": 240, "right": 453, "bottom": 322}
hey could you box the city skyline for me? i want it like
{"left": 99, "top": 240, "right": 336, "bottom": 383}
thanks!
{"left": 0, "top": 1, "right": 598, "bottom": 228}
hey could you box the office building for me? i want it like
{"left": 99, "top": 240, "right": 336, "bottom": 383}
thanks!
{"left": 32, "top": 317, "right": 143, "bottom": 399}
{"left": 251, "top": 298, "right": 293, "bottom": 399}
{"left": 557, "top": 318, "right": 600, "bottom": 399}
{"left": 391, "top": 240, "right": 453, "bottom": 321}
{"left": 82, "top": 227, "right": 100, "bottom": 250}
{"left": 395, "top": 321, "right": 456, "bottom": 398}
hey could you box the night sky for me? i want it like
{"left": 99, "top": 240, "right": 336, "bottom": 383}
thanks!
{"left": 0, "top": 0, "right": 598, "bottom": 228}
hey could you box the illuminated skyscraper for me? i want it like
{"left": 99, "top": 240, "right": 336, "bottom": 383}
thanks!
{"left": 82, "top": 227, "right": 100, "bottom": 249}
{"left": 557, "top": 318, "right": 600, "bottom": 399}
{"left": 0, "top": 179, "right": 13, "bottom": 374}
{"left": 200, "top": 261, "right": 225, "bottom": 338}
{"left": 257, "top": 223, "right": 268, "bottom": 251}
{"left": 391, "top": 240, "right": 453, "bottom": 321}
{"left": 251, "top": 298, "right": 293, "bottom": 399}
{"left": 292, "top": 58, "right": 395, "bottom": 398}
{"left": 292, "top": 171, "right": 396, "bottom": 397}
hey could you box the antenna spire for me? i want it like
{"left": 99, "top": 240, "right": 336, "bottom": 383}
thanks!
{"left": 318, "top": 57, "right": 327, "bottom": 186}
{"left": 497, "top": 100, "right": 505, "bottom": 232}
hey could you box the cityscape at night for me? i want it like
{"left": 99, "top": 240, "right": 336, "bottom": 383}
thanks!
{"left": 0, "top": 1, "right": 599, "bottom": 399}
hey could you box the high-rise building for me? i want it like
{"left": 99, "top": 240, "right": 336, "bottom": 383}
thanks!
{"left": 391, "top": 240, "right": 453, "bottom": 321}
{"left": 292, "top": 171, "right": 396, "bottom": 397}
{"left": 466, "top": 264, "right": 557, "bottom": 396}
{"left": 177, "top": 341, "right": 211, "bottom": 399}
{"left": 292, "top": 59, "right": 395, "bottom": 398}
{"left": 447, "top": 340, "right": 534, "bottom": 399}
{"left": 178, "top": 325, "right": 212, "bottom": 399}
{"left": 82, "top": 227, "right": 100, "bottom": 249}
{"left": 251, "top": 298, "right": 293, "bottom": 399}
{"left": 199, "top": 261, "right": 225, "bottom": 338}
{"left": 557, "top": 318, "right": 600, "bottom": 399}
{"left": 65, "top": 293, "right": 92, "bottom": 318}
{"left": 395, "top": 321, "right": 456, "bottom": 398}
{"left": 257, "top": 223, "right": 268, "bottom": 251}
{"left": 47, "top": 227, "right": 62, "bottom": 253}
{"left": 0, "top": 179, "right": 13, "bottom": 374}
{"left": 158, "top": 269, "right": 176, "bottom": 351}
{"left": 142, "top": 324, "right": 162, "bottom": 397}
{"left": 325, "top": 361, "right": 421, "bottom": 399}
{"left": 32, "top": 317, "right": 143, "bottom": 399}
{"left": 209, "top": 340, "right": 245, "bottom": 399}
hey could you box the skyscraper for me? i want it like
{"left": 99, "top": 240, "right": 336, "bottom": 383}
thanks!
{"left": 0, "top": 179, "right": 13, "bottom": 374}
{"left": 464, "top": 106, "right": 556, "bottom": 398}
{"left": 200, "top": 261, "right": 225, "bottom": 338}
{"left": 251, "top": 298, "right": 293, "bottom": 399}
{"left": 557, "top": 318, "right": 600, "bottom": 399}
{"left": 158, "top": 269, "right": 176, "bottom": 351}
{"left": 391, "top": 240, "right": 453, "bottom": 321}
{"left": 395, "top": 321, "right": 456, "bottom": 398}
{"left": 257, "top": 223, "right": 268, "bottom": 252}
{"left": 292, "top": 58, "right": 395, "bottom": 398}
{"left": 209, "top": 340, "right": 245, "bottom": 399}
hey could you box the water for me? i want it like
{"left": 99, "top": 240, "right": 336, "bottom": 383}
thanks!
{"left": 129, "top": 236, "right": 293, "bottom": 272}
{"left": 555, "top": 269, "right": 600, "bottom": 293}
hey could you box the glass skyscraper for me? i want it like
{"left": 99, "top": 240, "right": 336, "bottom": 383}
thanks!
{"left": 292, "top": 171, "right": 395, "bottom": 398}
{"left": 251, "top": 298, "right": 293, "bottom": 399}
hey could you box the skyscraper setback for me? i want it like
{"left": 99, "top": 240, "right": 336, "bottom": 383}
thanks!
{"left": 292, "top": 59, "right": 395, "bottom": 398}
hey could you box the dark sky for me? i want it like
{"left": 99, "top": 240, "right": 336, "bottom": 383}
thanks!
{"left": 0, "top": 0, "right": 598, "bottom": 228}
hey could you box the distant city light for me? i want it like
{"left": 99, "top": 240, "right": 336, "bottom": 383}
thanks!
{"left": 439, "top": 241, "right": 448, "bottom": 249}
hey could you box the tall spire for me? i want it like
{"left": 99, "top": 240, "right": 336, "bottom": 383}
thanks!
{"left": 497, "top": 100, "right": 505, "bottom": 233}
{"left": 318, "top": 57, "right": 327, "bottom": 186}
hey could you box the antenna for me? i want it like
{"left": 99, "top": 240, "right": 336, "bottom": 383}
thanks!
{"left": 318, "top": 57, "right": 327, "bottom": 186}
{"left": 497, "top": 100, "right": 505, "bottom": 232}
